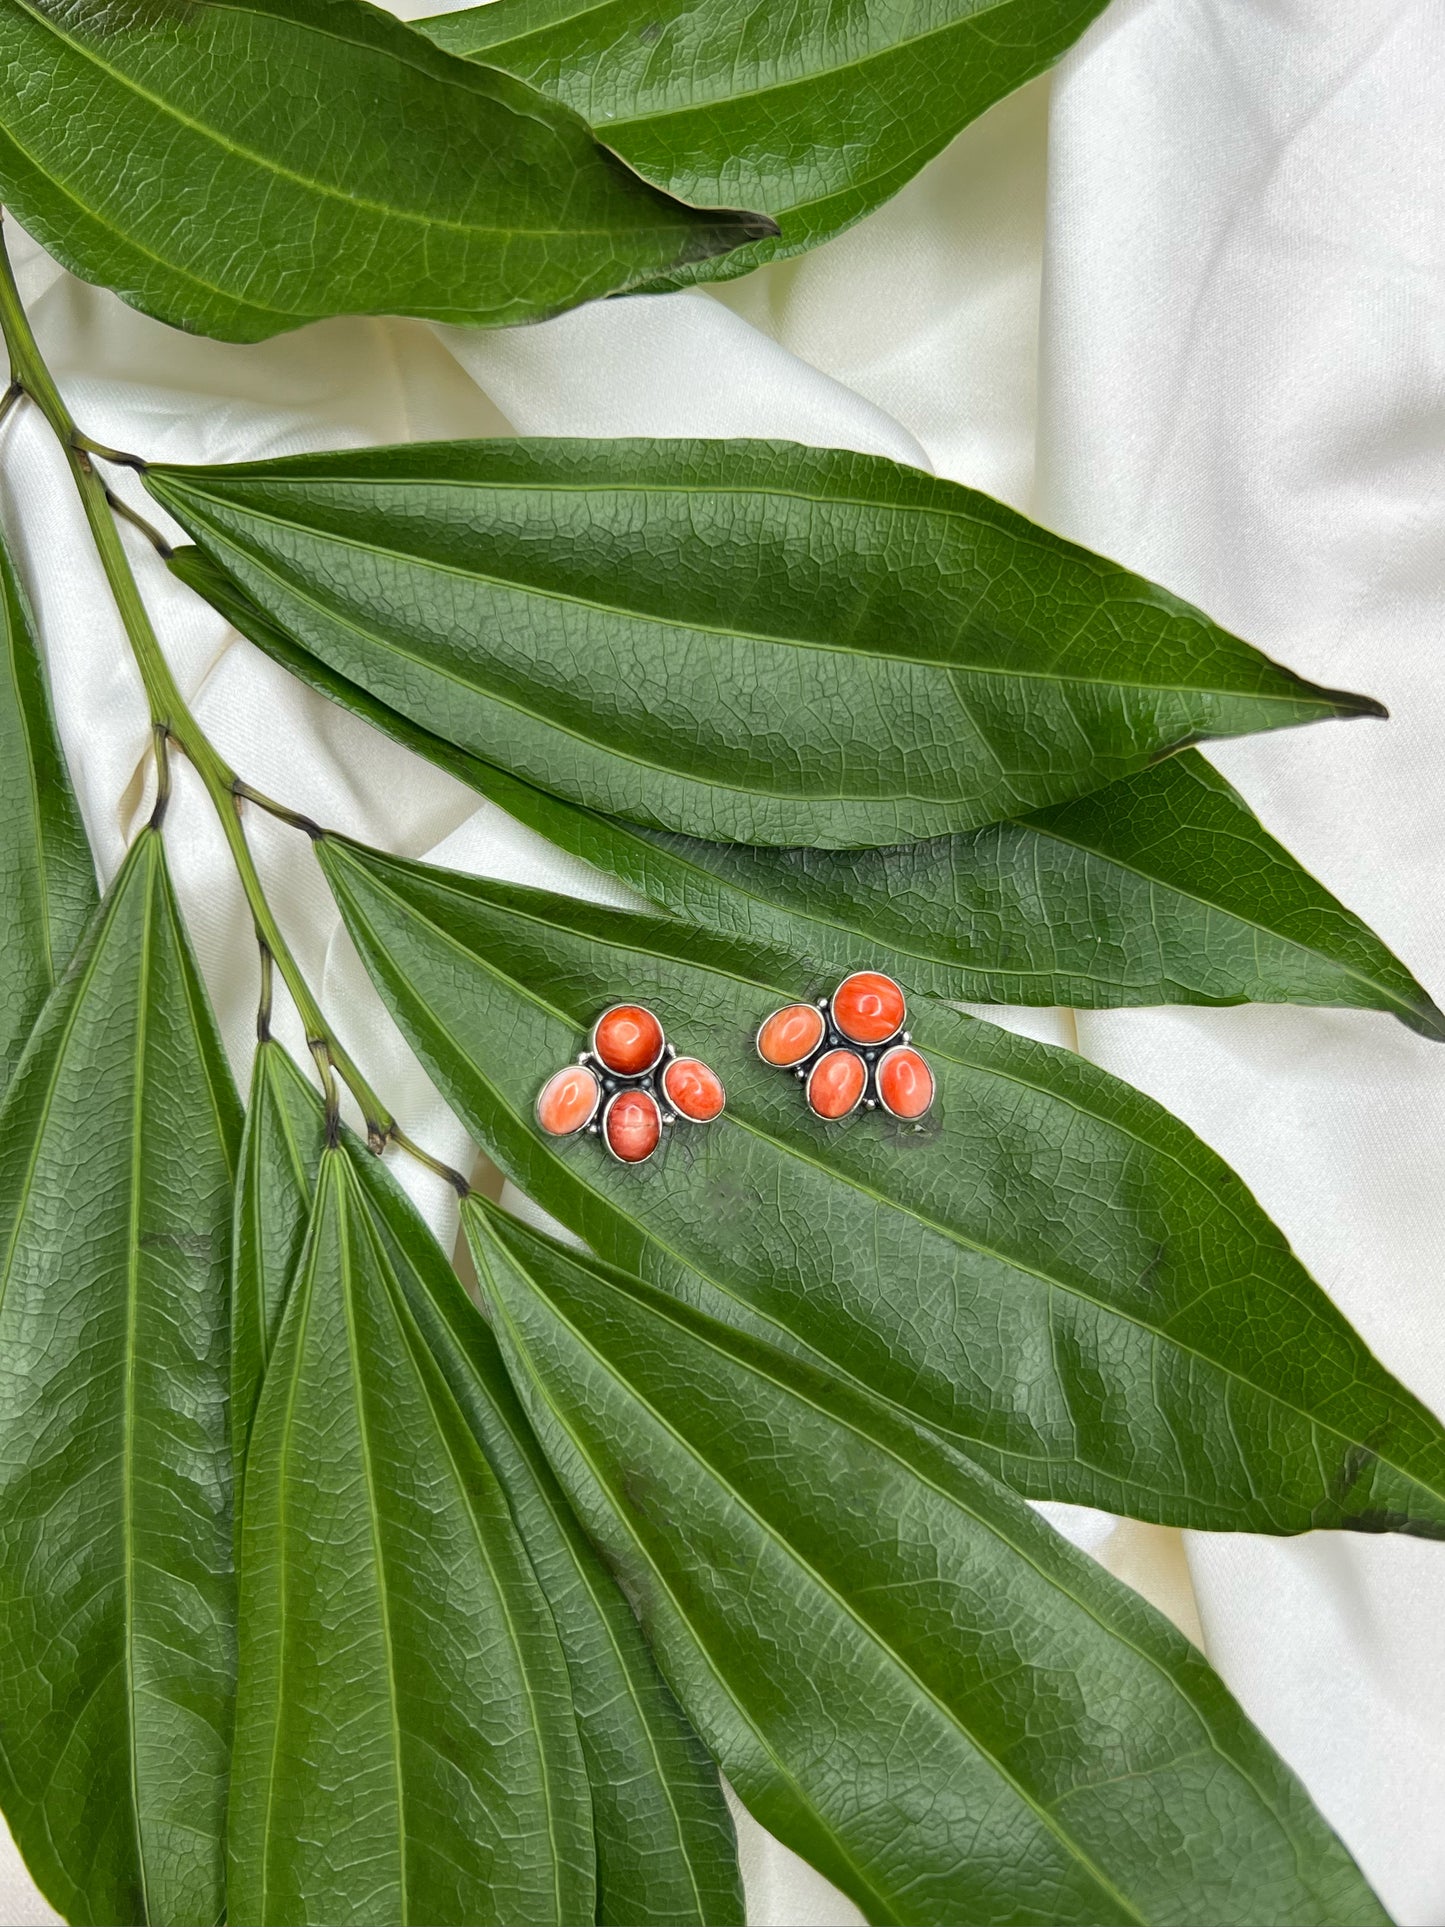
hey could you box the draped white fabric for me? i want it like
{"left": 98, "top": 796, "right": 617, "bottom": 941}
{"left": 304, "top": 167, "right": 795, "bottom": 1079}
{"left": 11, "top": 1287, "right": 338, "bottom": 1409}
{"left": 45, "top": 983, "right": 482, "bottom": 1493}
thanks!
{"left": 2, "top": 0, "right": 1442, "bottom": 1919}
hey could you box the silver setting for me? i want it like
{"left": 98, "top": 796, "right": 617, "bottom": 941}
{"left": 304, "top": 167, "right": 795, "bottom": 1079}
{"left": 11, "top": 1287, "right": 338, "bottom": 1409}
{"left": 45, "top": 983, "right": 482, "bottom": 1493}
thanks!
{"left": 830, "top": 970, "right": 907, "bottom": 1048}
{"left": 535, "top": 1063, "right": 601, "bottom": 1138}
{"left": 755, "top": 1001, "right": 827, "bottom": 1068}
{"left": 805, "top": 1048, "right": 869, "bottom": 1122}
{"left": 758, "top": 974, "right": 935, "bottom": 1126}
{"left": 590, "top": 1002, "right": 667, "bottom": 1077}
{"left": 600, "top": 1086, "right": 664, "bottom": 1165}
{"left": 537, "top": 1008, "right": 725, "bottom": 1162}
{"left": 662, "top": 1055, "right": 728, "bottom": 1124}
{"left": 874, "top": 1043, "right": 936, "bottom": 1122}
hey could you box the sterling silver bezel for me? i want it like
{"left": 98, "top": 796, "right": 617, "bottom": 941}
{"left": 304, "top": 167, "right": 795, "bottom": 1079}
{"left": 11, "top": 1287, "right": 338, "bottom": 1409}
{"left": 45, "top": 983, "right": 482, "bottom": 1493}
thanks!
{"left": 600, "top": 1086, "right": 664, "bottom": 1164}
{"left": 590, "top": 1002, "right": 667, "bottom": 1077}
{"left": 755, "top": 1000, "right": 827, "bottom": 1068}
{"left": 830, "top": 969, "right": 908, "bottom": 1048}
{"left": 805, "top": 1047, "right": 869, "bottom": 1122}
{"left": 535, "top": 1062, "right": 601, "bottom": 1138}
{"left": 874, "top": 1043, "right": 936, "bottom": 1121}
{"left": 662, "top": 1055, "right": 728, "bottom": 1123}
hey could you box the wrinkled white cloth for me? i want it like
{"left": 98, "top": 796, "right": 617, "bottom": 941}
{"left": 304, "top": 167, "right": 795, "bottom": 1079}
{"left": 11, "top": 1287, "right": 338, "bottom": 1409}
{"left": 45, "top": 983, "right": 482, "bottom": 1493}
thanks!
{"left": 2, "top": 0, "right": 1442, "bottom": 1920}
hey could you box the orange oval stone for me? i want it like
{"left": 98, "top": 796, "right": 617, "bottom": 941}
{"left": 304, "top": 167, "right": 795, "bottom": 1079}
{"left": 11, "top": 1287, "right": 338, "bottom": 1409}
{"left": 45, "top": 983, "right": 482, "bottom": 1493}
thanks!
{"left": 757, "top": 1002, "right": 825, "bottom": 1067}
{"left": 604, "top": 1088, "right": 662, "bottom": 1163}
{"left": 593, "top": 1004, "right": 664, "bottom": 1076}
{"left": 536, "top": 1064, "right": 600, "bottom": 1137}
{"left": 877, "top": 1045, "right": 934, "bottom": 1120}
{"left": 806, "top": 1048, "right": 867, "bottom": 1121}
{"left": 663, "top": 1056, "right": 726, "bottom": 1122}
{"left": 831, "top": 971, "right": 906, "bottom": 1045}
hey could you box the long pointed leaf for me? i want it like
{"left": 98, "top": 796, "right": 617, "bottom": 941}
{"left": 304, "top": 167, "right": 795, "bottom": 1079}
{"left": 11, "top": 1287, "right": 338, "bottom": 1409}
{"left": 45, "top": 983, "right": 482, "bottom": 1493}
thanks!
{"left": 146, "top": 440, "right": 1382, "bottom": 846}
{"left": 345, "top": 1137, "right": 745, "bottom": 1927}
{"left": 230, "top": 1038, "right": 328, "bottom": 1493}
{"left": 0, "top": 828, "right": 239, "bottom": 1926}
{"left": 230, "top": 1146, "right": 594, "bottom": 1926}
{"left": 422, "top": 0, "right": 1110, "bottom": 283}
{"left": 467, "top": 1198, "right": 1389, "bottom": 1927}
{"left": 173, "top": 544, "right": 1441, "bottom": 1039}
{"left": 317, "top": 834, "right": 1445, "bottom": 1539}
{"left": 0, "top": 0, "right": 769, "bottom": 343}
{"left": 0, "top": 514, "right": 94, "bottom": 1096}
{"left": 234, "top": 1052, "right": 734, "bottom": 1924}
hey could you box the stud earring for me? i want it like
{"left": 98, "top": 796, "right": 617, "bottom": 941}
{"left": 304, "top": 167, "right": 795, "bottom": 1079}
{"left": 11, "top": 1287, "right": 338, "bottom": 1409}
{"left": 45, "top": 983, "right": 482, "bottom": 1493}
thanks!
{"left": 757, "top": 971, "right": 934, "bottom": 1122}
{"left": 536, "top": 1004, "right": 726, "bottom": 1164}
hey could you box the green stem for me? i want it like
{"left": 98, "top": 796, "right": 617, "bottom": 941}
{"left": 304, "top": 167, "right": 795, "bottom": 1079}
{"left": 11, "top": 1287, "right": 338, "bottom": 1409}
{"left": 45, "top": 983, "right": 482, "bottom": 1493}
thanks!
{"left": 0, "top": 220, "right": 394, "bottom": 1148}
{"left": 104, "top": 487, "right": 173, "bottom": 560}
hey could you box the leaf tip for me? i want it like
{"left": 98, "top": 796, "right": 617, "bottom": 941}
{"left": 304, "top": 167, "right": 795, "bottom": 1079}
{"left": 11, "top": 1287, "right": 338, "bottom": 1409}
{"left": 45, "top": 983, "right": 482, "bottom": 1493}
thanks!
{"left": 676, "top": 206, "right": 781, "bottom": 269}
{"left": 1329, "top": 687, "right": 1390, "bottom": 722}
{"left": 1397, "top": 990, "right": 1445, "bottom": 1046}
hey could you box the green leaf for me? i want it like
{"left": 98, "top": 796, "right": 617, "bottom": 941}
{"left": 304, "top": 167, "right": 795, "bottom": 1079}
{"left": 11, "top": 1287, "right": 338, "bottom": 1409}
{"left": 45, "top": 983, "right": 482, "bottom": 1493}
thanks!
{"left": 146, "top": 439, "right": 1383, "bottom": 847}
{"left": 172, "top": 542, "right": 1442, "bottom": 1039}
{"left": 230, "top": 1144, "right": 594, "bottom": 1927}
{"left": 316, "top": 833, "right": 1445, "bottom": 1539}
{"left": 224, "top": 1017, "right": 739, "bottom": 1925}
{"left": 230, "top": 1037, "right": 328, "bottom": 1496}
{"left": 422, "top": 0, "right": 1110, "bottom": 284}
{"left": 345, "top": 1135, "right": 745, "bottom": 1927}
{"left": 0, "top": 827, "right": 240, "bottom": 1926}
{"left": 466, "top": 1198, "right": 1390, "bottom": 1927}
{"left": 0, "top": 0, "right": 771, "bottom": 344}
{"left": 0, "top": 514, "right": 95, "bottom": 1097}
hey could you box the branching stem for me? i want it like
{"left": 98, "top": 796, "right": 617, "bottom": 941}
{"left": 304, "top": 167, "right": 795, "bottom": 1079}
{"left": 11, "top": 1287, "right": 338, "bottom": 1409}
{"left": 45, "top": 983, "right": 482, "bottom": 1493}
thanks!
{"left": 0, "top": 220, "right": 398, "bottom": 1154}
{"left": 104, "top": 486, "right": 173, "bottom": 559}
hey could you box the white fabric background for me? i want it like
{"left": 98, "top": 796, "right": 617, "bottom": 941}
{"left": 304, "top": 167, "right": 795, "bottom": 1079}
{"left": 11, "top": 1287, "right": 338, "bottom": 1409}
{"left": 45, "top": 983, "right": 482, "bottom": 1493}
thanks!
{"left": 1, "top": 0, "right": 1442, "bottom": 1919}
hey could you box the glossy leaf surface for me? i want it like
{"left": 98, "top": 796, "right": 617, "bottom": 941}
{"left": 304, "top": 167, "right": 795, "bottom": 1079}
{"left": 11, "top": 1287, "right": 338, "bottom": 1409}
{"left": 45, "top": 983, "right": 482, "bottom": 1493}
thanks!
{"left": 0, "top": 514, "right": 94, "bottom": 1096}
{"left": 230, "top": 1038, "right": 327, "bottom": 1494}
{"left": 230, "top": 1146, "right": 594, "bottom": 1926}
{"left": 347, "top": 1137, "right": 744, "bottom": 1927}
{"left": 468, "top": 1200, "right": 1389, "bottom": 1927}
{"left": 147, "top": 440, "right": 1382, "bottom": 846}
{"left": 0, "top": 0, "right": 768, "bottom": 343}
{"left": 423, "top": 0, "right": 1109, "bottom": 284}
{"left": 318, "top": 835, "right": 1445, "bottom": 1538}
{"left": 174, "top": 542, "right": 1442, "bottom": 1037}
{"left": 0, "top": 829, "right": 239, "bottom": 1926}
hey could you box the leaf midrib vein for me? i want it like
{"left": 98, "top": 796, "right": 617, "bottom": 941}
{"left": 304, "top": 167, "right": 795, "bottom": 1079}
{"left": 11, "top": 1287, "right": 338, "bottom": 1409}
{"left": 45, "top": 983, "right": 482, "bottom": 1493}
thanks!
{"left": 473, "top": 1360, "right": 713, "bottom": 1916}
{"left": 336, "top": 1177, "right": 410, "bottom": 1925}
{"left": 13, "top": 0, "right": 659, "bottom": 246}
{"left": 122, "top": 847, "right": 155, "bottom": 1922}
{"left": 486, "top": 1247, "right": 1147, "bottom": 1925}
{"left": 178, "top": 514, "right": 961, "bottom": 806}
{"left": 478, "top": 1267, "right": 902, "bottom": 1925}
{"left": 365, "top": 1193, "right": 575, "bottom": 1921}
{"left": 471, "top": 0, "right": 1029, "bottom": 130}
{"left": 160, "top": 480, "right": 1324, "bottom": 704}
{"left": 1027, "top": 820, "right": 1427, "bottom": 1024}
{"left": 536, "top": 1241, "right": 1302, "bottom": 1862}
{"left": 256, "top": 1162, "right": 319, "bottom": 1924}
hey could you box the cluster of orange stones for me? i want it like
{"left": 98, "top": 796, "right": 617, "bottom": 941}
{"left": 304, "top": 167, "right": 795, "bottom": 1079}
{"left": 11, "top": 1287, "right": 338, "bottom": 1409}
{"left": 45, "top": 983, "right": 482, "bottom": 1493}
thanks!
{"left": 536, "top": 972, "right": 932, "bottom": 1166}
{"left": 536, "top": 1004, "right": 726, "bottom": 1165}
{"left": 756, "top": 970, "right": 935, "bottom": 1122}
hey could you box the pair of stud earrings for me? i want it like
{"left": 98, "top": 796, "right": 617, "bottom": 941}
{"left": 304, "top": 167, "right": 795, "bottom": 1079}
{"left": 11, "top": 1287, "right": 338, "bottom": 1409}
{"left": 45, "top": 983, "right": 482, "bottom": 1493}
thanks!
{"left": 536, "top": 971, "right": 934, "bottom": 1166}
